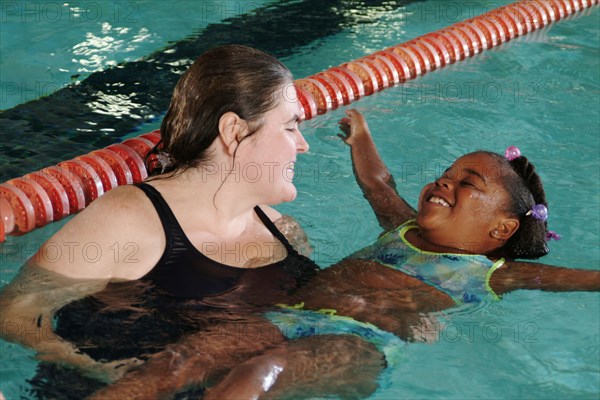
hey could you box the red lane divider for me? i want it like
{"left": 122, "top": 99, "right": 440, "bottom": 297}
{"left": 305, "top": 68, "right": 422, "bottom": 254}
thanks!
{"left": 42, "top": 166, "right": 86, "bottom": 215}
{"left": 7, "top": 177, "right": 53, "bottom": 228}
{"left": 59, "top": 160, "right": 104, "bottom": 205}
{"left": 26, "top": 171, "right": 70, "bottom": 222}
{"left": 0, "top": 184, "right": 36, "bottom": 235}
{"left": 0, "top": 0, "right": 597, "bottom": 241}
{"left": 77, "top": 155, "right": 119, "bottom": 192}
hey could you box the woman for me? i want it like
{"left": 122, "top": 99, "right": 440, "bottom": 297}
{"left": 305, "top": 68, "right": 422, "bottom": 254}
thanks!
{"left": 0, "top": 45, "right": 322, "bottom": 384}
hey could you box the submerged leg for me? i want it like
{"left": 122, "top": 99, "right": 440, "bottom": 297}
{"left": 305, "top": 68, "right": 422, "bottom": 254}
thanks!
{"left": 206, "top": 334, "right": 385, "bottom": 400}
{"left": 86, "top": 315, "right": 284, "bottom": 399}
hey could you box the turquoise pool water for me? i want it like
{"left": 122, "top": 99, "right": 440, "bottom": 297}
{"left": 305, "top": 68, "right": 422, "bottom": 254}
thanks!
{"left": 1, "top": 1, "right": 599, "bottom": 399}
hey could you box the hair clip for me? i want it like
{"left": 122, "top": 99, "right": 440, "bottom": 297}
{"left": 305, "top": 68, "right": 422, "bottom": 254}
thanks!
{"left": 157, "top": 152, "right": 173, "bottom": 173}
{"left": 526, "top": 204, "right": 548, "bottom": 222}
{"left": 505, "top": 146, "right": 521, "bottom": 161}
{"left": 545, "top": 230, "right": 561, "bottom": 241}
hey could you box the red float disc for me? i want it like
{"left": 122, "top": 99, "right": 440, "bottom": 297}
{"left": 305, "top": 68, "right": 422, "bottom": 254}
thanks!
{"left": 90, "top": 149, "right": 133, "bottom": 186}
{"left": 311, "top": 75, "right": 344, "bottom": 110}
{"left": 560, "top": 0, "right": 573, "bottom": 16}
{"left": 499, "top": 7, "right": 525, "bottom": 37}
{"left": 532, "top": 0, "right": 557, "bottom": 22}
{"left": 59, "top": 159, "right": 104, "bottom": 205}
{"left": 122, "top": 137, "right": 155, "bottom": 159}
{"left": 25, "top": 171, "right": 70, "bottom": 221}
{"left": 473, "top": 19, "right": 498, "bottom": 48}
{"left": 0, "top": 183, "right": 36, "bottom": 233}
{"left": 41, "top": 166, "right": 86, "bottom": 214}
{"left": 421, "top": 36, "right": 451, "bottom": 67}
{"left": 546, "top": 0, "right": 566, "bottom": 19}
{"left": 508, "top": 4, "right": 533, "bottom": 33}
{"left": 107, "top": 144, "right": 148, "bottom": 183}
{"left": 495, "top": 12, "right": 518, "bottom": 39}
{"left": 390, "top": 47, "right": 421, "bottom": 79}
{"left": 77, "top": 154, "right": 118, "bottom": 192}
{"left": 319, "top": 70, "right": 355, "bottom": 105}
{"left": 447, "top": 26, "right": 478, "bottom": 57}
{"left": 294, "top": 84, "right": 317, "bottom": 121}
{"left": 439, "top": 29, "right": 470, "bottom": 60}
{"left": 469, "top": 20, "right": 491, "bottom": 48}
{"left": 412, "top": 40, "right": 442, "bottom": 70}
{"left": 295, "top": 78, "right": 333, "bottom": 115}
{"left": 358, "top": 59, "right": 389, "bottom": 90}
{"left": 365, "top": 54, "right": 400, "bottom": 85}
{"left": 342, "top": 62, "right": 379, "bottom": 96}
{"left": 520, "top": 2, "right": 549, "bottom": 28}
{"left": 376, "top": 50, "right": 411, "bottom": 81}
{"left": 140, "top": 130, "right": 161, "bottom": 145}
{"left": 0, "top": 198, "right": 15, "bottom": 241}
{"left": 483, "top": 15, "right": 510, "bottom": 42}
{"left": 404, "top": 43, "right": 432, "bottom": 73}
{"left": 145, "top": 153, "right": 161, "bottom": 176}
{"left": 568, "top": 0, "right": 580, "bottom": 12}
{"left": 328, "top": 67, "right": 365, "bottom": 99}
{"left": 430, "top": 33, "right": 460, "bottom": 63}
{"left": 455, "top": 23, "right": 484, "bottom": 54}
{"left": 7, "top": 177, "right": 53, "bottom": 227}
{"left": 515, "top": 4, "right": 541, "bottom": 30}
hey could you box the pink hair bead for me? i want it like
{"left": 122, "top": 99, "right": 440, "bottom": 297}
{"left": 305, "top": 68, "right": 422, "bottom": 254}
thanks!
{"left": 505, "top": 146, "right": 521, "bottom": 160}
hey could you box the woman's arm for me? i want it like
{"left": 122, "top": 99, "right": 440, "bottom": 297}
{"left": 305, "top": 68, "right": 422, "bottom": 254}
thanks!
{"left": 338, "top": 109, "right": 416, "bottom": 232}
{"left": 490, "top": 260, "right": 600, "bottom": 294}
{"left": 0, "top": 262, "right": 139, "bottom": 381}
{"left": 0, "top": 186, "right": 160, "bottom": 379}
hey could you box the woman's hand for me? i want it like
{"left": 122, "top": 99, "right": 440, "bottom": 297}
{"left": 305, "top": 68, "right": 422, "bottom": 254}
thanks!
{"left": 36, "top": 349, "right": 143, "bottom": 383}
{"left": 337, "top": 109, "right": 371, "bottom": 146}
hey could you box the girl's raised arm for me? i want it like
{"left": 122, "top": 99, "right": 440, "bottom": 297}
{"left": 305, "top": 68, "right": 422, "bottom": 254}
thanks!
{"left": 338, "top": 109, "right": 416, "bottom": 232}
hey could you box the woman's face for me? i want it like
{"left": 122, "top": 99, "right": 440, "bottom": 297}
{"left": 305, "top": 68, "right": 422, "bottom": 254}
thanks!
{"left": 236, "top": 85, "right": 309, "bottom": 204}
{"left": 416, "top": 152, "right": 514, "bottom": 254}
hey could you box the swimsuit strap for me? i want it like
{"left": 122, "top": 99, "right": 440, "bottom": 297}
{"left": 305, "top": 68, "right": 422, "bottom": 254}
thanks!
{"left": 253, "top": 205, "right": 297, "bottom": 253}
{"left": 135, "top": 182, "right": 185, "bottom": 252}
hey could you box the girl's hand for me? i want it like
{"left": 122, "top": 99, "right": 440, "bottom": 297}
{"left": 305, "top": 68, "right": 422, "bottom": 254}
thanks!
{"left": 337, "top": 109, "right": 371, "bottom": 146}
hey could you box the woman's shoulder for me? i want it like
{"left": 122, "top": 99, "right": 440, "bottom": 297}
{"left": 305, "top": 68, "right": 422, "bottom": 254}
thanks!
{"left": 35, "top": 184, "right": 164, "bottom": 280}
{"left": 74, "top": 184, "right": 159, "bottom": 227}
{"left": 257, "top": 206, "right": 312, "bottom": 258}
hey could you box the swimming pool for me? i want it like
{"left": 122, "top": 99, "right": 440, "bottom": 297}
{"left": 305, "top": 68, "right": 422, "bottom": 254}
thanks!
{"left": 1, "top": 0, "right": 599, "bottom": 399}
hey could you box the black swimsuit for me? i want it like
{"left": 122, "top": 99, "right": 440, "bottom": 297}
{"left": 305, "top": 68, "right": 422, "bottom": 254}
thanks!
{"left": 53, "top": 183, "right": 319, "bottom": 366}
{"left": 137, "top": 182, "right": 319, "bottom": 299}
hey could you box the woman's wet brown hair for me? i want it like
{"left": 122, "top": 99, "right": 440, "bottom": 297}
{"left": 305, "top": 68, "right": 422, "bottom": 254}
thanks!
{"left": 147, "top": 45, "right": 293, "bottom": 175}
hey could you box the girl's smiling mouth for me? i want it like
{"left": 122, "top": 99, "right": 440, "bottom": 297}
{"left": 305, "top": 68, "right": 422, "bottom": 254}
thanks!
{"left": 427, "top": 194, "right": 451, "bottom": 207}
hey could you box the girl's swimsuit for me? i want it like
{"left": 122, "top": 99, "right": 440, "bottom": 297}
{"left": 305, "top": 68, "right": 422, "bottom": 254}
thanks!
{"left": 351, "top": 219, "right": 504, "bottom": 303}
{"left": 267, "top": 219, "right": 504, "bottom": 368}
{"left": 265, "top": 306, "right": 405, "bottom": 367}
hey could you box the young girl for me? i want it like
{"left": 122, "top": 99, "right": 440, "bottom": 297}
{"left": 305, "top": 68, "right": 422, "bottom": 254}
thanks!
{"left": 88, "top": 109, "right": 599, "bottom": 399}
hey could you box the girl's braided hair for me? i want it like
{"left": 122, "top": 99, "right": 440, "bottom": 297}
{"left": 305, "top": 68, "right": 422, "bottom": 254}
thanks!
{"left": 477, "top": 151, "right": 550, "bottom": 260}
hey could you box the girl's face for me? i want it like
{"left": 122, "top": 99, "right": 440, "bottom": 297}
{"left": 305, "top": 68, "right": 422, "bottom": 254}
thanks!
{"left": 236, "top": 85, "right": 309, "bottom": 204}
{"left": 416, "top": 152, "right": 515, "bottom": 254}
